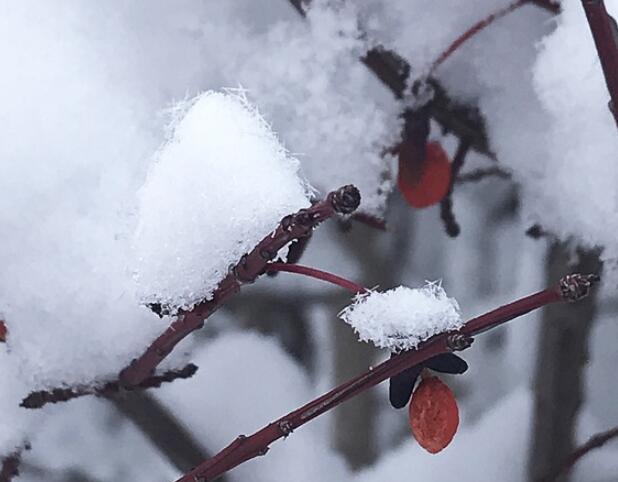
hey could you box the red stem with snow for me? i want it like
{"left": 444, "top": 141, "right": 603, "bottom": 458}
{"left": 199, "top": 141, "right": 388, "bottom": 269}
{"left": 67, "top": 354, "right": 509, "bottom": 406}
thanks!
{"left": 176, "top": 273, "right": 598, "bottom": 482}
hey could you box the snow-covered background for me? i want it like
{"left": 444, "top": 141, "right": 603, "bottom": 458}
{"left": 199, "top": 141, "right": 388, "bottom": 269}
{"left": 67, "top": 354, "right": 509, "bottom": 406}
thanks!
{"left": 1, "top": 0, "right": 617, "bottom": 481}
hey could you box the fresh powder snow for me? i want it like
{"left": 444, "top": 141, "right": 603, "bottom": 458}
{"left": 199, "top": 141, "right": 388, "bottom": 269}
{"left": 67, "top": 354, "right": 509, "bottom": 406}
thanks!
{"left": 133, "top": 91, "right": 311, "bottom": 311}
{"left": 339, "top": 283, "right": 463, "bottom": 352}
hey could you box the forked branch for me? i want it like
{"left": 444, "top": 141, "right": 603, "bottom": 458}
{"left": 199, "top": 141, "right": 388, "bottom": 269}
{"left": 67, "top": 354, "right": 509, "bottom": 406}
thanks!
{"left": 541, "top": 424, "right": 618, "bottom": 481}
{"left": 21, "top": 364, "right": 198, "bottom": 409}
{"left": 176, "top": 273, "right": 599, "bottom": 482}
{"left": 119, "top": 185, "right": 360, "bottom": 387}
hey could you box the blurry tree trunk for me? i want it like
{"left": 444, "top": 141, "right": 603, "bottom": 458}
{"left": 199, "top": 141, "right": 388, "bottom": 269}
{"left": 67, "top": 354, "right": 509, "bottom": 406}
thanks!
{"left": 110, "top": 392, "right": 225, "bottom": 479}
{"left": 332, "top": 316, "right": 380, "bottom": 469}
{"left": 333, "top": 194, "right": 413, "bottom": 469}
{"left": 528, "top": 243, "right": 602, "bottom": 482}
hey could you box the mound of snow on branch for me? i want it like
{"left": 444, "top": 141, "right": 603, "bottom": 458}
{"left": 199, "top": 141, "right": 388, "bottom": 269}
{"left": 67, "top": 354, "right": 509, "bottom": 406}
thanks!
{"left": 339, "top": 283, "right": 463, "bottom": 352}
{"left": 133, "top": 91, "right": 311, "bottom": 311}
{"left": 222, "top": 0, "right": 400, "bottom": 216}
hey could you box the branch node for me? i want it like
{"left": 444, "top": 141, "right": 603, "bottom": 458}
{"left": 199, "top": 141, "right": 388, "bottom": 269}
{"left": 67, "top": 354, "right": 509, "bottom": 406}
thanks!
{"left": 447, "top": 332, "right": 474, "bottom": 351}
{"left": 559, "top": 273, "right": 600, "bottom": 302}
{"left": 278, "top": 420, "right": 294, "bottom": 438}
{"left": 328, "top": 185, "right": 361, "bottom": 214}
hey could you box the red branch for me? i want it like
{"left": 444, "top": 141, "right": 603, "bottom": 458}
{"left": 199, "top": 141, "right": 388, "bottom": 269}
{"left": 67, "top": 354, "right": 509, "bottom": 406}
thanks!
{"left": 430, "top": 0, "right": 538, "bottom": 75}
{"left": 541, "top": 424, "right": 618, "bottom": 481}
{"left": 176, "top": 273, "right": 599, "bottom": 482}
{"left": 21, "top": 364, "right": 198, "bottom": 409}
{"left": 119, "top": 186, "right": 361, "bottom": 387}
{"left": 265, "top": 262, "right": 367, "bottom": 294}
{"left": 581, "top": 0, "right": 618, "bottom": 128}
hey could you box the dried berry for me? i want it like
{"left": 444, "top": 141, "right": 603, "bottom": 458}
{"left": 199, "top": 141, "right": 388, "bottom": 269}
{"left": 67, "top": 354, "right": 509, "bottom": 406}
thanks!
{"left": 0, "top": 320, "right": 6, "bottom": 342}
{"left": 398, "top": 141, "right": 452, "bottom": 208}
{"left": 409, "top": 375, "right": 459, "bottom": 453}
{"left": 389, "top": 353, "right": 468, "bottom": 409}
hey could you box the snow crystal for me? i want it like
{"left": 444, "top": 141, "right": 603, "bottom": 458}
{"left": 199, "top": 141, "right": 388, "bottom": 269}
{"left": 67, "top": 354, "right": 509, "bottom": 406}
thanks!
{"left": 133, "top": 91, "right": 311, "bottom": 311}
{"left": 339, "top": 283, "right": 463, "bottom": 352}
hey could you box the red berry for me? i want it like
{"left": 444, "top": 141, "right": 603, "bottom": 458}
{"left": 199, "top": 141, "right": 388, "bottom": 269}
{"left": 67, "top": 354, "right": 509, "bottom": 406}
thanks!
{"left": 409, "top": 375, "right": 459, "bottom": 453}
{"left": 0, "top": 320, "right": 6, "bottom": 342}
{"left": 398, "top": 141, "right": 452, "bottom": 208}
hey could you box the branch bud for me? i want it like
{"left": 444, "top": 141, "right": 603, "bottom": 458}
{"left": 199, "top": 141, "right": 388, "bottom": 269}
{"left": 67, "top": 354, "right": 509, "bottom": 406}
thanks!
{"left": 559, "top": 273, "right": 600, "bottom": 302}
{"left": 329, "top": 185, "right": 361, "bottom": 214}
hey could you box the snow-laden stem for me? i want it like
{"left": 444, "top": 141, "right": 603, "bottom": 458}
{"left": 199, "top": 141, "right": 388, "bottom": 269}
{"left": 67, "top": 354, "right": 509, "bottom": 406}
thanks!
{"left": 21, "top": 364, "right": 198, "bottom": 409}
{"left": 265, "top": 262, "right": 367, "bottom": 294}
{"left": 118, "top": 186, "right": 361, "bottom": 387}
{"left": 175, "top": 273, "right": 598, "bottom": 482}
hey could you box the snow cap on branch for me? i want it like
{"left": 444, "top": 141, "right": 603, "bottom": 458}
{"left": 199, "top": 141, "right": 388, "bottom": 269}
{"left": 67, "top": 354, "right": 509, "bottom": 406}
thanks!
{"left": 133, "top": 91, "right": 311, "bottom": 311}
{"left": 339, "top": 283, "right": 463, "bottom": 352}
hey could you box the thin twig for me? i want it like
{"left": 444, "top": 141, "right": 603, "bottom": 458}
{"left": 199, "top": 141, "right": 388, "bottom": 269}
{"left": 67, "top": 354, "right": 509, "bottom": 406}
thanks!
{"left": 440, "top": 139, "right": 470, "bottom": 237}
{"left": 21, "top": 364, "right": 198, "bottom": 409}
{"left": 457, "top": 166, "right": 511, "bottom": 183}
{"left": 119, "top": 185, "right": 361, "bottom": 387}
{"left": 176, "top": 273, "right": 599, "bottom": 482}
{"left": 540, "top": 424, "right": 618, "bottom": 482}
{"left": 427, "top": 0, "right": 561, "bottom": 75}
{"left": 429, "top": 0, "right": 529, "bottom": 75}
{"left": 265, "top": 262, "right": 367, "bottom": 294}
{"left": 581, "top": 0, "right": 618, "bottom": 128}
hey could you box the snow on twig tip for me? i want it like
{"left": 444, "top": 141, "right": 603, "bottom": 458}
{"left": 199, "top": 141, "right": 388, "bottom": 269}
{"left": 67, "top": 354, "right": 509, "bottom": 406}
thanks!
{"left": 339, "top": 283, "right": 463, "bottom": 352}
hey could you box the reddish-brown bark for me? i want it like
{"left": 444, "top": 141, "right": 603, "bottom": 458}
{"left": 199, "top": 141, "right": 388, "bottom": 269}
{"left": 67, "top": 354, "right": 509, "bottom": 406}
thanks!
{"left": 176, "top": 274, "right": 598, "bottom": 482}
{"left": 581, "top": 0, "right": 618, "bottom": 128}
{"left": 265, "top": 262, "right": 367, "bottom": 294}
{"left": 21, "top": 364, "right": 198, "bottom": 409}
{"left": 119, "top": 185, "right": 361, "bottom": 387}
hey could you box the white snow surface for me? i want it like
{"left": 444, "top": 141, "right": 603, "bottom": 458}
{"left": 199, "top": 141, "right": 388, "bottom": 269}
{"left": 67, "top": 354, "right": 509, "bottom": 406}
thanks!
{"left": 529, "top": 0, "right": 618, "bottom": 261}
{"left": 339, "top": 284, "right": 463, "bottom": 351}
{"left": 133, "top": 91, "right": 310, "bottom": 311}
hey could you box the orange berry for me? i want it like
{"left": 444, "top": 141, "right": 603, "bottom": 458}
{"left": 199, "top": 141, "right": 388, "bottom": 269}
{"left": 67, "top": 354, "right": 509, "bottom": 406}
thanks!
{"left": 409, "top": 375, "right": 459, "bottom": 453}
{"left": 398, "top": 141, "right": 452, "bottom": 208}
